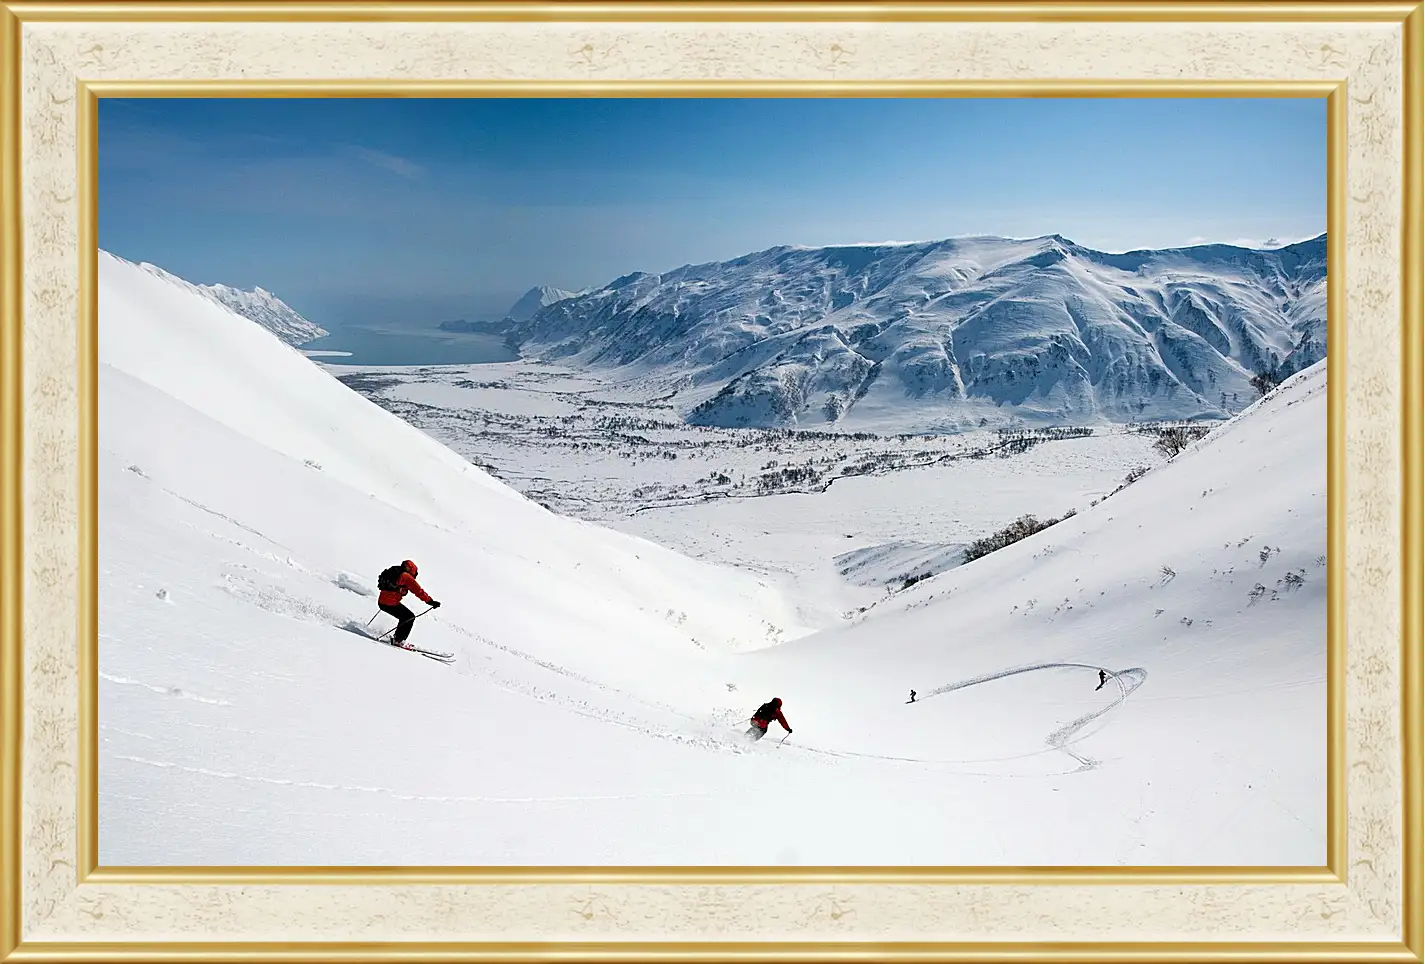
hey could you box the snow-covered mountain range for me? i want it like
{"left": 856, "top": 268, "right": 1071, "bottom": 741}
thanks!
{"left": 119, "top": 256, "right": 328, "bottom": 346}
{"left": 507, "top": 234, "right": 1327, "bottom": 431}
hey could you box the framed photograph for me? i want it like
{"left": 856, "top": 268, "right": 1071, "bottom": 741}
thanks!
{"left": 1, "top": 1, "right": 1419, "bottom": 961}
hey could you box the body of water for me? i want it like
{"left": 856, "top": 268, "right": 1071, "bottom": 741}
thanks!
{"left": 300, "top": 326, "right": 519, "bottom": 366}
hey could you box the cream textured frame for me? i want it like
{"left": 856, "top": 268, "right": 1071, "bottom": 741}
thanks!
{"left": 0, "top": 2, "right": 1419, "bottom": 961}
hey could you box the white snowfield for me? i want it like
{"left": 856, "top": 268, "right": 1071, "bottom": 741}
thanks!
{"left": 98, "top": 250, "right": 1324, "bottom": 866}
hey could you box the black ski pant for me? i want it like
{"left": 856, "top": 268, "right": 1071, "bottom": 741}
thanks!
{"left": 746, "top": 723, "right": 769, "bottom": 741}
{"left": 379, "top": 602, "right": 416, "bottom": 643}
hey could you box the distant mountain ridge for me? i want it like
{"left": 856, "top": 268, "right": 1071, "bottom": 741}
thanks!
{"left": 506, "top": 233, "right": 1327, "bottom": 431}
{"left": 438, "top": 285, "right": 583, "bottom": 334}
{"left": 507, "top": 285, "right": 581, "bottom": 322}
{"left": 119, "top": 256, "right": 328, "bottom": 346}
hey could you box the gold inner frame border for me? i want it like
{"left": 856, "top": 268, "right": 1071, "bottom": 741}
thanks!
{"left": 73, "top": 75, "right": 1348, "bottom": 888}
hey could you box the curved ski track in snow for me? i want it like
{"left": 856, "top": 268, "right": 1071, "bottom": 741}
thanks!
{"left": 772, "top": 662, "right": 1146, "bottom": 773}
{"left": 924, "top": 661, "right": 1147, "bottom": 770}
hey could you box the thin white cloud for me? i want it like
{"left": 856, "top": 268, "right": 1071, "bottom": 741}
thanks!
{"left": 344, "top": 145, "right": 425, "bottom": 179}
{"left": 1210, "top": 233, "right": 1323, "bottom": 250}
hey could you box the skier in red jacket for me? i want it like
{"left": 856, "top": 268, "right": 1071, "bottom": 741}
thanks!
{"left": 377, "top": 560, "right": 440, "bottom": 647}
{"left": 746, "top": 697, "right": 791, "bottom": 742}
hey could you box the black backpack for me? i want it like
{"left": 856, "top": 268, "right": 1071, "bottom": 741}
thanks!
{"left": 753, "top": 700, "right": 780, "bottom": 721}
{"left": 377, "top": 565, "right": 406, "bottom": 592}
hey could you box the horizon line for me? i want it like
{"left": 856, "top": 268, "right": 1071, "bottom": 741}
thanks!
{"left": 93, "top": 228, "right": 1329, "bottom": 312}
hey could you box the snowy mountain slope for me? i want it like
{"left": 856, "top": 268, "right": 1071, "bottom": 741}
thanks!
{"left": 727, "top": 360, "right": 1325, "bottom": 858}
{"left": 98, "top": 251, "right": 810, "bottom": 676}
{"left": 508, "top": 234, "right": 1326, "bottom": 432}
{"left": 117, "top": 255, "right": 328, "bottom": 345}
{"left": 98, "top": 250, "right": 1323, "bottom": 866}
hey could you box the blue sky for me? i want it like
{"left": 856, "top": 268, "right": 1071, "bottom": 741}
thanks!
{"left": 99, "top": 97, "right": 1326, "bottom": 328}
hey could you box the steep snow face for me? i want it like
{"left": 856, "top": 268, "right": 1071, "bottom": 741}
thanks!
{"left": 97, "top": 250, "right": 811, "bottom": 673}
{"left": 505, "top": 284, "right": 580, "bottom": 322}
{"left": 508, "top": 235, "right": 1326, "bottom": 431}
{"left": 117, "top": 255, "right": 329, "bottom": 345}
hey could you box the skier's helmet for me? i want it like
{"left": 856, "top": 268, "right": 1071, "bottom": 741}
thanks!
{"left": 772, "top": 697, "right": 782, "bottom": 706}
{"left": 402, "top": 559, "right": 418, "bottom": 575}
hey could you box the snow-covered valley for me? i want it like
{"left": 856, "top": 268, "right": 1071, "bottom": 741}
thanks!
{"left": 98, "top": 245, "right": 1326, "bottom": 867}
{"left": 331, "top": 359, "right": 1178, "bottom": 625}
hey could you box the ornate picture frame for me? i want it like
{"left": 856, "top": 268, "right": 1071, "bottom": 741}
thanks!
{"left": 1, "top": 2, "right": 1419, "bottom": 960}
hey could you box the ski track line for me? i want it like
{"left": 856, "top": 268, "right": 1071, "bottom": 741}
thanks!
{"left": 771, "top": 736, "right": 1079, "bottom": 774}
{"left": 357, "top": 623, "right": 1141, "bottom": 771}
{"left": 135, "top": 465, "right": 296, "bottom": 556}
{"left": 924, "top": 662, "right": 1147, "bottom": 770}
{"left": 110, "top": 754, "right": 711, "bottom": 804}
{"left": 98, "top": 672, "right": 235, "bottom": 706}
{"left": 103, "top": 716, "right": 329, "bottom": 744}
{"left": 777, "top": 662, "right": 1145, "bottom": 773}
{"left": 438, "top": 621, "right": 710, "bottom": 723}
{"left": 451, "top": 659, "right": 747, "bottom": 756}
{"left": 343, "top": 621, "right": 752, "bottom": 755}
{"left": 177, "top": 519, "right": 307, "bottom": 572}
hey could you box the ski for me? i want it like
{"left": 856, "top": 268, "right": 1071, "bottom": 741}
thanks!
{"left": 351, "top": 626, "right": 454, "bottom": 662}
{"left": 387, "top": 641, "right": 455, "bottom": 662}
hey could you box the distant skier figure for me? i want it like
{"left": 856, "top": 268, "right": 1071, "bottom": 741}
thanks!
{"left": 1095, "top": 669, "right": 1108, "bottom": 691}
{"left": 376, "top": 559, "right": 440, "bottom": 648}
{"left": 908, "top": 689, "right": 917, "bottom": 703}
{"left": 746, "top": 698, "right": 791, "bottom": 742}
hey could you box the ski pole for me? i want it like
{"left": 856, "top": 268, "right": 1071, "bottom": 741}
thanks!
{"left": 365, "top": 612, "right": 380, "bottom": 627}
{"left": 375, "top": 607, "right": 434, "bottom": 641}
{"left": 374, "top": 606, "right": 436, "bottom": 642}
